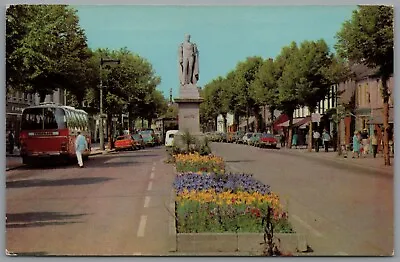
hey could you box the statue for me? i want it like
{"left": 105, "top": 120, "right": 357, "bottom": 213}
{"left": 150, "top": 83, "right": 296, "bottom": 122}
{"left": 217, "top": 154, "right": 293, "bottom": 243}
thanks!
{"left": 178, "top": 34, "right": 199, "bottom": 86}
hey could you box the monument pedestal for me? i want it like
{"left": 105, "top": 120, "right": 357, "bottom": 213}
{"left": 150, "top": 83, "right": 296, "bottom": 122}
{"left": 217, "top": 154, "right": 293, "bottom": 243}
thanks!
{"left": 173, "top": 84, "right": 205, "bottom": 150}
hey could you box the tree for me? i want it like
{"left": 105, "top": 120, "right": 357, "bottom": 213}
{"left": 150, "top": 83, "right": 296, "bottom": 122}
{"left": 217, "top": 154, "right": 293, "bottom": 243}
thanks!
{"left": 233, "top": 56, "right": 264, "bottom": 132}
{"left": 252, "top": 58, "right": 279, "bottom": 132}
{"left": 294, "top": 39, "right": 334, "bottom": 151}
{"left": 6, "top": 5, "right": 91, "bottom": 101}
{"left": 335, "top": 5, "right": 394, "bottom": 165}
{"left": 275, "top": 42, "right": 301, "bottom": 148}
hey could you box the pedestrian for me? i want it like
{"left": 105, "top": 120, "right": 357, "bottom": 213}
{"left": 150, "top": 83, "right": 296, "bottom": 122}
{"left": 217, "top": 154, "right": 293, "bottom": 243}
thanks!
{"left": 8, "top": 130, "right": 15, "bottom": 154}
{"left": 75, "top": 131, "right": 88, "bottom": 168}
{"left": 292, "top": 132, "right": 298, "bottom": 149}
{"left": 322, "top": 129, "right": 331, "bottom": 152}
{"left": 352, "top": 131, "right": 361, "bottom": 158}
{"left": 361, "top": 128, "right": 369, "bottom": 158}
{"left": 280, "top": 133, "right": 286, "bottom": 148}
{"left": 371, "top": 129, "right": 378, "bottom": 158}
{"left": 313, "top": 130, "right": 320, "bottom": 152}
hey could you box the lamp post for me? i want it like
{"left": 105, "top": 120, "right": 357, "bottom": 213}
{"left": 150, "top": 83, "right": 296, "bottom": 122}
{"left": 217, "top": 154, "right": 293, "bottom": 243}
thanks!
{"left": 99, "top": 58, "right": 120, "bottom": 150}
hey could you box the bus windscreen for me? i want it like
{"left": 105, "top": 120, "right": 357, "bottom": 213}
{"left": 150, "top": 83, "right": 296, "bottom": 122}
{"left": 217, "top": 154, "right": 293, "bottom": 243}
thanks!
{"left": 21, "top": 107, "right": 67, "bottom": 130}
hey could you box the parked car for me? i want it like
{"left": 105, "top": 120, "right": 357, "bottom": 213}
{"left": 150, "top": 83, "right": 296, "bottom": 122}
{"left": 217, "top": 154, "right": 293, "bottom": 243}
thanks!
{"left": 233, "top": 131, "right": 245, "bottom": 143}
{"left": 259, "top": 133, "right": 278, "bottom": 148}
{"left": 132, "top": 134, "right": 145, "bottom": 149}
{"left": 165, "top": 130, "right": 179, "bottom": 147}
{"left": 141, "top": 133, "right": 156, "bottom": 147}
{"left": 153, "top": 133, "right": 162, "bottom": 146}
{"left": 249, "top": 133, "right": 262, "bottom": 146}
{"left": 114, "top": 135, "right": 137, "bottom": 151}
{"left": 242, "top": 133, "right": 253, "bottom": 145}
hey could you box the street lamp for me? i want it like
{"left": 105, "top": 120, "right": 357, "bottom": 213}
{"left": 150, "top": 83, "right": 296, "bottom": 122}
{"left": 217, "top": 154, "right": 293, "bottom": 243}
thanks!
{"left": 99, "top": 58, "right": 120, "bottom": 151}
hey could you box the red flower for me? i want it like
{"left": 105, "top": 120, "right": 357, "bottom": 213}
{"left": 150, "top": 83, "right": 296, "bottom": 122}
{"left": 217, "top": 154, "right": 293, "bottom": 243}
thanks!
{"left": 231, "top": 198, "right": 236, "bottom": 204}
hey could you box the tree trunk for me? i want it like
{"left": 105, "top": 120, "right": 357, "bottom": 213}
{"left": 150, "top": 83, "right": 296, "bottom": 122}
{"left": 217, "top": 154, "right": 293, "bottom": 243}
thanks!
{"left": 107, "top": 114, "right": 115, "bottom": 149}
{"left": 223, "top": 114, "right": 227, "bottom": 133}
{"left": 308, "top": 116, "right": 313, "bottom": 152}
{"left": 337, "top": 119, "right": 342, "bottom": 156}
{"left": 381, "top": 76, "right": 390, "bottom": 166}
{"left": 147, "top": 118, "right": 152, "bottom": 128}
{"left": 287, "top": 117, "right": 293, "bottom": 148}
{"left": 141, "top": 118, "right": 144, "bottom": 128}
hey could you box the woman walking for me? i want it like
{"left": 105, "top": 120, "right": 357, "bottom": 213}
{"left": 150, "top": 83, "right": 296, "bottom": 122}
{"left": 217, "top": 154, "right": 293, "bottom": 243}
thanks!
{"left": 352, "top": 131, "right": 361, "bottom": 158}
{"left": 371, "top": 129, "right": 379, "bottom": 158}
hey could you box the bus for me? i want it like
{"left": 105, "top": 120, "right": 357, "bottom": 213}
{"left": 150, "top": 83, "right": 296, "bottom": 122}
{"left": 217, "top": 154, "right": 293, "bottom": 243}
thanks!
{"left": 19, "top": 102, "right": 91, "bottom": 165}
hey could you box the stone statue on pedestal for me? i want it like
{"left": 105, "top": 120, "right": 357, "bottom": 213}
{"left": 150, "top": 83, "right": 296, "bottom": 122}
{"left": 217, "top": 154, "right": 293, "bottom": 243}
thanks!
{"left": 178, "top": 34, "right": 199, "bottom": 86}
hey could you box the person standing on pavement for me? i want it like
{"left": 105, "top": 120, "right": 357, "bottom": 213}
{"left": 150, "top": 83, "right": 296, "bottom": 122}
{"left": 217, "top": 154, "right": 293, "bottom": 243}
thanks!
{"left": 313, "top": 130, "right": 321, "bottom": 152}
{"left": 352, "top": 131, "right": 361, "bottom": 158}
{"left": 75, "top": 131, "right": 88, "bottom": 168}
{"left": 8, "top": 130, "right": 15, "bottom": 154}
{"left": 361, "top": 128, "right": 369, "bottom": 157}
{"left": 322, "top": 129, "right": 331, "bottom": 152}
{"left": 292, "top": 132, "right": 298, "bottom": 149}
{"left": 371, "top": 129, "right": 379, "bottom": 158}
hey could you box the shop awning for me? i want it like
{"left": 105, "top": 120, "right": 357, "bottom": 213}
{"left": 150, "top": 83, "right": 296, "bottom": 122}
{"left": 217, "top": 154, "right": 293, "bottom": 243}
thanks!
{"left": 277, "top": 118, "right": 304, "bottom": 127}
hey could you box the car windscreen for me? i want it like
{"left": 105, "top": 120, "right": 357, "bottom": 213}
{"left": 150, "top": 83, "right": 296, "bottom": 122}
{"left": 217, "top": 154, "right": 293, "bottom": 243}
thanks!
{"left": 169, "top": 134, "right": 175, "bottom": 138}
{"left": 21, "top": 107, "right": 66, "bottom": 130}
{"left": 247, "top": 134, "right": 253, "bottom": 138}
{"left": 262, "top": 134, "right": 274, "bottom": 138}
{"left": 132, "top": 135, "right": 141, "bottom": 140}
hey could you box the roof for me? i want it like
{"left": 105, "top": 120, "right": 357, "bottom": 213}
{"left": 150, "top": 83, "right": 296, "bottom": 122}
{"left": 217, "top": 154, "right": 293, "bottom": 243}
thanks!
{"left": 349, "top": 63, "right": 379, "bottom": 81}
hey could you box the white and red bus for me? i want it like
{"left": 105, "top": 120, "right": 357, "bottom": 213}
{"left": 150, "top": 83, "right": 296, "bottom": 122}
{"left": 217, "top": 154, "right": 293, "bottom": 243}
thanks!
{"left": 19, "top": 103, "right": 91, "bottom": 165}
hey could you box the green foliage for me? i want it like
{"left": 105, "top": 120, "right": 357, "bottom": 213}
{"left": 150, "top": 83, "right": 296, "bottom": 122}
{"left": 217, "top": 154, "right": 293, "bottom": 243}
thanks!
{"left": 6, "top": 5, "right": 91, "bottom": 101}
{"left": 176, "top": 201, "right": 293, "bottom": 233}
{"left": 335, "top": 5, "right": 394, "bottom": 79}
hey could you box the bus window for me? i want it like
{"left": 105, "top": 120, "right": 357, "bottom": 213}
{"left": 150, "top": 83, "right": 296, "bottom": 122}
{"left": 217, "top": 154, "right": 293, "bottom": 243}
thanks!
{"left": 21, "top": 107, "right": 66, "bottom": 130}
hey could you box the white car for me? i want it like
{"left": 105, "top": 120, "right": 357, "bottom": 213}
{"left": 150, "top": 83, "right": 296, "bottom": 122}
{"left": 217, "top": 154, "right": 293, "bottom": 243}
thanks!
{"left": 165, "top": 130, "right": 179, "bottom": 147}
{"left": 242, "top": 133, "right": 253, "bottom": 144}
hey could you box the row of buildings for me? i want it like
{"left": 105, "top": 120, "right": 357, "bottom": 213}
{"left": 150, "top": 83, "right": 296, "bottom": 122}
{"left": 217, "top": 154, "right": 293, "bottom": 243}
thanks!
{"left": 216, "top": 64, "right": 394, "bottom": 150}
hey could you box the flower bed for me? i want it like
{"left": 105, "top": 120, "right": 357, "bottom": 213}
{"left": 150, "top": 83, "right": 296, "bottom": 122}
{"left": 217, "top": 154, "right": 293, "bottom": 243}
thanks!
{"left": 173, "top": 172, "right": 293, "bottom": 234}
{"left": 174, "top": 153, "right": 225, "bottom": 174}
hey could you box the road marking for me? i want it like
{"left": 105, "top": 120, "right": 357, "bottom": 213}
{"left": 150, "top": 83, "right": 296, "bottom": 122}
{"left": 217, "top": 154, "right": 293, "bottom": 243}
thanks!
{"left": 137, "top": 215, "right": 147, "bottom": 237}
{"left": 144, "top": 196, "right": 151, "bottom": 208}
{"left": 133, "top": 252, "right": 142, "bottom": 256}
{"left": 150, "top": 172, "right": 155, "bottom": 179}
{"left": 292, "top": 214, "right": 323, "bottom": 237}
{"left": 147, "top": 181, "right": 153, "bottom": 191}
{"left": 152, "top": 166, "right": 155, "bottom": 171}
{"left": 336, "top": 252, "right": 349, "bottom": 256}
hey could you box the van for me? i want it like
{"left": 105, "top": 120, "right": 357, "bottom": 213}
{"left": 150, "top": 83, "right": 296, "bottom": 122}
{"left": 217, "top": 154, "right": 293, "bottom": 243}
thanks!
{"left": 165, "top": 130, "right": 179, "bottom": 147}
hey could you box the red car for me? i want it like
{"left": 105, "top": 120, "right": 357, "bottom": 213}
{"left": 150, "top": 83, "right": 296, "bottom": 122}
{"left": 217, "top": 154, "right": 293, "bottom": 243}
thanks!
{"left": 259, "top": 133, "right": 278, "bottom": 148}
{"left": 114, "top": 135, "right": 138, "bottom": 151}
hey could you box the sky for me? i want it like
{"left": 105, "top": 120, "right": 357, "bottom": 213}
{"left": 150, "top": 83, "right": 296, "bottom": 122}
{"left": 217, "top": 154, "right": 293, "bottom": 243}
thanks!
{"left": 75, "top": 5, "right": 356, "bottom": 99}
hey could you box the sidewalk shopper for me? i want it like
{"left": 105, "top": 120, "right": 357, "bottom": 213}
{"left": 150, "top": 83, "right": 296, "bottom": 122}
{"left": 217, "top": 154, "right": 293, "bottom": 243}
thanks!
{"left": 75, "top": 131, "right": 88, "bottom": 168}
{"left": 7, "top": 130, "right": 15, "bottom": 154}
{"left": 322, "top": 129, "right": 331, "bottom": 152}
{"left": 352, "top": 131, "right": 361, "bottom": 158}
{"left": 371, "top": 130, "right": 378, "bottom": 158}
{"left": 292, "top": 132, "right": 298, "bottom": 149}
{"left": 361, "top": 128, "right": 370, "bottom": 158}
{"left": 313, "top": 130, "right": 321, "bottom": 152}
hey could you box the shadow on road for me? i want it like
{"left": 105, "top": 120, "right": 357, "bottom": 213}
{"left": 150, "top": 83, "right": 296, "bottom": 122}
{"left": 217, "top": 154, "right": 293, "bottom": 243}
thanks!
{"left": 225, "top": 160, "right": 255, "bottom": 163}
{"left": 6, "top": 177, "right": 115, "bottom": 188}
{"left": 6, "top": 211, "right": 87, "bottom": 229}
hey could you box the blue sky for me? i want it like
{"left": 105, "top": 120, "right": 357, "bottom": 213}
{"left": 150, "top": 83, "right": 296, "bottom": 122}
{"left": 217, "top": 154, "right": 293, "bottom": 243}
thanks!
{"left": 75, "top": 5, "right": 356, "bottom": 98}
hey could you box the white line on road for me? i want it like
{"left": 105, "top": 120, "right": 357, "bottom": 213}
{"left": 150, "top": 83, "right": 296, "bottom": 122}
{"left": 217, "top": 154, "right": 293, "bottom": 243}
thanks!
{"left": 292, "top": 214, "right": 323, "bottom": 237}
{"left": 335, "top": 252, "right": 349, "bottom": 256}
{"left": 150, "top": 172, "right": 155, "bottom": 179}
{"left": 152, "top": 166, "right": 155, "bottom": 171}
{"left": 144, "top": 196, "right": 151, "bottom": 208}
{"left": 147, "top": 181, "right": 153, "bottom": 191}
{"left": 137, "top": 215, "right": 147, "bottom": 237}
{"left": 133, "top": 252, "right": 142, "bottom": 256}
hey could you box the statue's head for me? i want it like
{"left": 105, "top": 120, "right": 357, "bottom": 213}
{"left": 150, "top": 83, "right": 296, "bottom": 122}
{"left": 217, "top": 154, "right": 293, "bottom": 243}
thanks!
{"left": 184, "top": 34, "right": 191, "bottom": 42}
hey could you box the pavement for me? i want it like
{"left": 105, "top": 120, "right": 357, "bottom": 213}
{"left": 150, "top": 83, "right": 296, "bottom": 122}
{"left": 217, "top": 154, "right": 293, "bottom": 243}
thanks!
{"left": 6, "top": 146, "right": 176, "bottom": 255}
{"left": 211, "top": 142, "right": 393, "bottom": 256}
{"left": 275, "top": 146, "right": 394, "bottom": 176}
{"left": 5, "top": 143, "right": 115, "bottom": 171}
